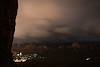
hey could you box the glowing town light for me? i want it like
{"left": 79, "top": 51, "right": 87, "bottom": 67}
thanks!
{"left": 17, "top": 54, "right": 20, "bottom": 56}
{"left": 13, "top": 58, "right": 27, "bottom": 62}
{"left": 16, "top": 52, "right": 23, "bottom": 56}
{"left": 21, "top": 59, "right": 27, "bottom": 62}
{"left": 19, "top": 52, "right": 22, "bottom": 56}
{"left": 14, "top": 59, "right": 22, "bottom": 62}
{"left": 33, "top": 54, "right": 38, "bottom": 58}
{"left": 86, "top": 58, "right": 91, "bottom": 61}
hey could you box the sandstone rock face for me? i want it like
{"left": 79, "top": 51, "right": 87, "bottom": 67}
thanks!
{"left": 0, "top": 0, "right": 18, "bottom": 64}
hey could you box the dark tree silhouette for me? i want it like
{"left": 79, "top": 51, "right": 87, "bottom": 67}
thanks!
{"left": 0, "top": 0, "right": 18, "bottom": 64}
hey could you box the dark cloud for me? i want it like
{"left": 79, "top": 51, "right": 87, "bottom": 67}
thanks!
{"left": 14, "top": 0, "right": 100, "bottom": 43}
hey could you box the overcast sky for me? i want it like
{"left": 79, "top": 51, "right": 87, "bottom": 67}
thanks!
{"left": 14, "top": 0, "right": 100, "bottom": 43}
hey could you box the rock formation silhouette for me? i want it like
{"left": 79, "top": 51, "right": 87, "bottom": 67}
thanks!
{"left": 0, "top": 0, "right": 18, "bottom": 64}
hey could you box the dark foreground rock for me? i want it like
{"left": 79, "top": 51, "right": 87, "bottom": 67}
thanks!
{"left": 0, "top": 0, "right": 18, "bottom": 64}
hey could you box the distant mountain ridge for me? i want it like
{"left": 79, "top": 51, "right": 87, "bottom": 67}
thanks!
{"left": 13, "top": 35, "right": 100, "bottom": 45}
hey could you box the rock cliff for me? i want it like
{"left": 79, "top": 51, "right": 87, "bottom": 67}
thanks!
{"left": 0, "top": 0, "right": 18, "bottom": 64}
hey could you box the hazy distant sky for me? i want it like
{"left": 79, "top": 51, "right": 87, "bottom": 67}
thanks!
{"left": 14, "top": 0, "right": 100, "bottom": 43}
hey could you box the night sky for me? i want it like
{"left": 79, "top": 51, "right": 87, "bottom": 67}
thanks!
{"left": 14, "top": 0, "right": 100, "bottom": 43}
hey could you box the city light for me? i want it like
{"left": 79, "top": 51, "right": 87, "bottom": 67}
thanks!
{"left": 13, "top": 52, "right": 47, "bottom": 63}
{"left": 33, "top": 54, "right": 38, "bottom": 58}
{"left": 13, "top": 58, "right": 27, "bottom": 62}
{"left": 85, "top": 58, "right": 91, "bottom": 61}
{"left": 17, "top": 52, "right": 22, "bottom": 56}
{"left": 13, "top": 59, "right": 22, "bottom": 62}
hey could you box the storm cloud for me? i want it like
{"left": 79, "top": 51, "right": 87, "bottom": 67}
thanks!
{"left": 14, "top": 0, "right": 100, "bottom": 43}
